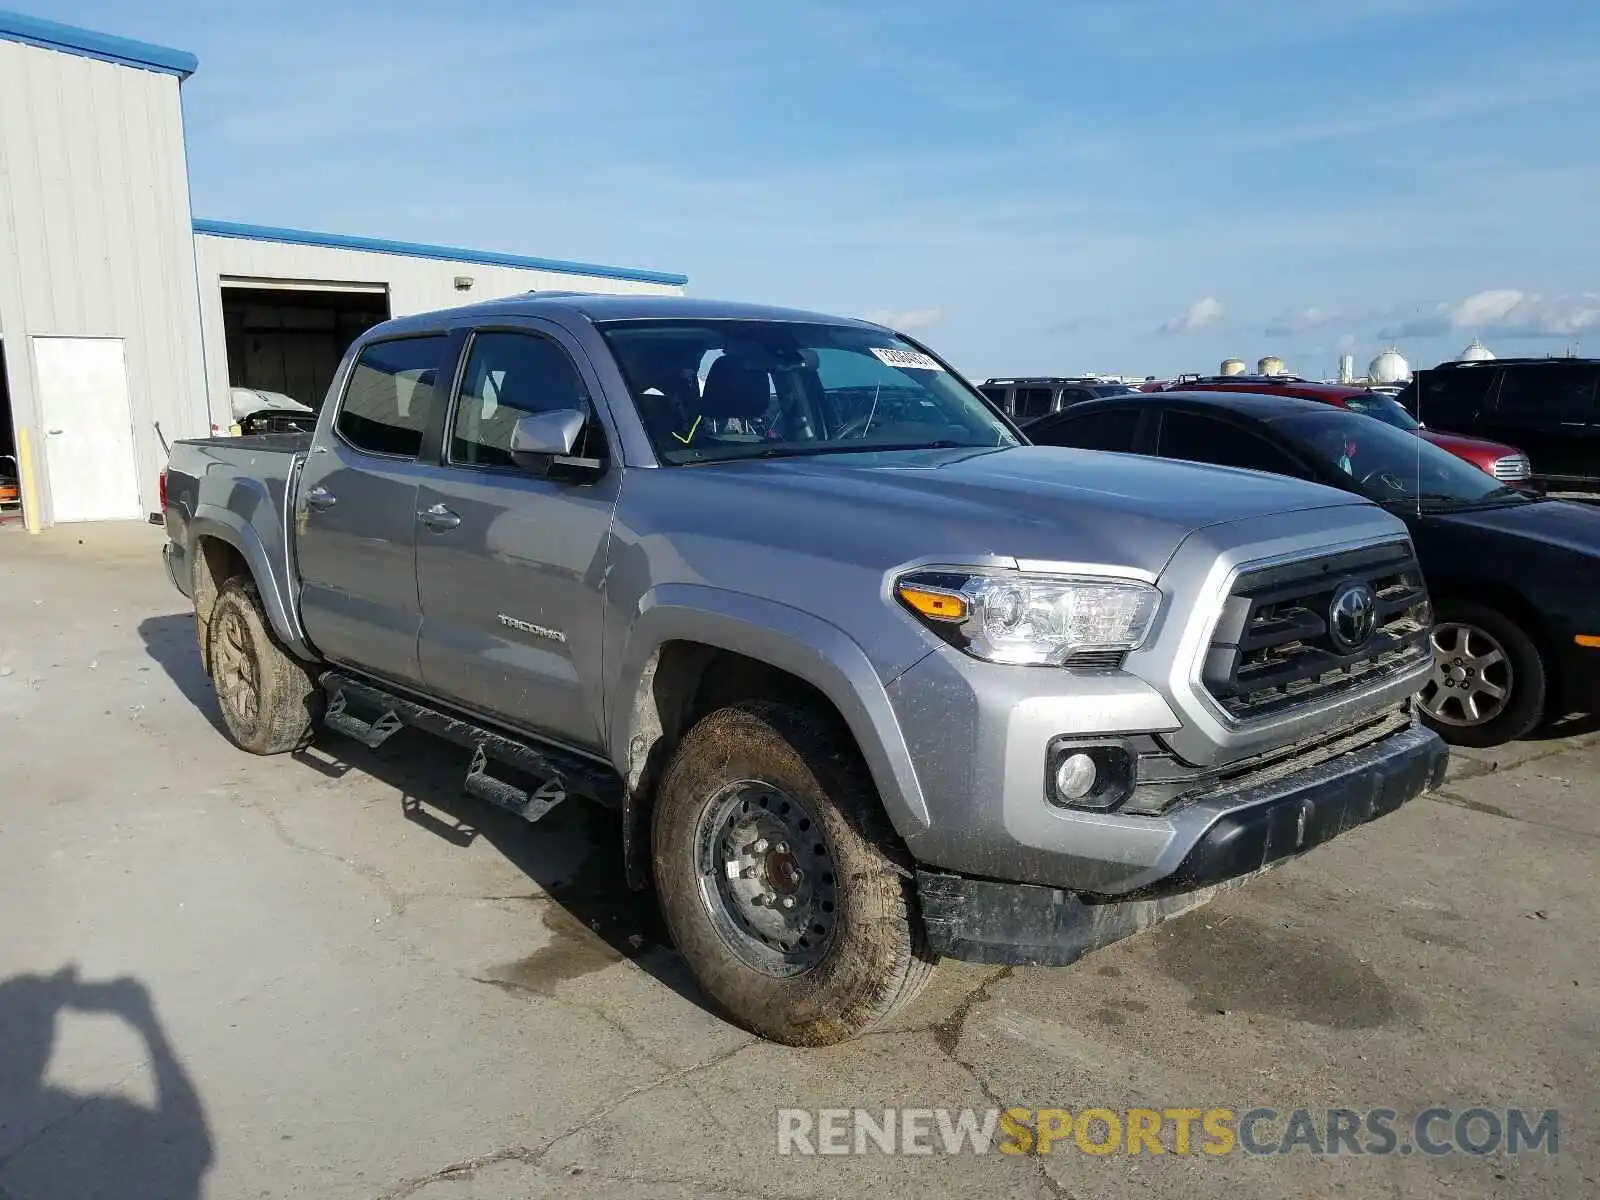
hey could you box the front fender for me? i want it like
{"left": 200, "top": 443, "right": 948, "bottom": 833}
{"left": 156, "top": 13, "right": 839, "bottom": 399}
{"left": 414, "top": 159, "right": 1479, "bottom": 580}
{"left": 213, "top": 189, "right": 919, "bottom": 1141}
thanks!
{"left": 188, "top": 505, "right": 315, "bottom": 661}
{"left": 609, "top": 583, "right": 933, "bottom": 840}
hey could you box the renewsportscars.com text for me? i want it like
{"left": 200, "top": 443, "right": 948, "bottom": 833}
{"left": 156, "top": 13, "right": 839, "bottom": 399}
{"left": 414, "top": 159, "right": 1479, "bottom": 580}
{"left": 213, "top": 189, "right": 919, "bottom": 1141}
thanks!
{"left": 776, "top": 1106, "right": 1559, "bottom": 1157}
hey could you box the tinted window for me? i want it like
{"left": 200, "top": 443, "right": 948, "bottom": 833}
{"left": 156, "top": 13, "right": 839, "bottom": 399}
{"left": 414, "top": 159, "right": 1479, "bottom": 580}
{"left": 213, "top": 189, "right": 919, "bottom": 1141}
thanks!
{"left": 337, "top": 336, "right": 446, "bottom": 458}
{"left": 1056, "top": 387, "right": 1093, "bottom": 407}
{"left": 1409, "top": 367, "right": 1495, "bottom": 424}
{"left": 1276, "top": 410, "right": 1524, "bottom": 510}
{"left": 1158, "top": 410, "right": 1302, "bottom": 475}
{"left": 1013, "top": 387, "right": 1054, "bottom": 420}
{"left": 450, "top": 331, "right": 599, "bottom": 469}
{"left": 1495, "top": 365, "right": 1598, "bottom": 420}
{"left": 979, "top": 386, "right": 1010, "bottom": 411}
{"left": 1032, "top": 407, "right": 1142, "bottom": 452}
{"left": 1341, "top": 393, "right": 1420, "bottom": 431}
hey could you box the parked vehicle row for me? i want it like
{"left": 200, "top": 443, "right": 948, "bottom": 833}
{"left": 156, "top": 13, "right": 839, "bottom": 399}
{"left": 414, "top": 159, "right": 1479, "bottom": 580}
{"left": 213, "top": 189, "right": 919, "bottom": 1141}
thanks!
{"left": 162, "top": 295, "right": 1448, "bottom": 1045}
{"left": 1398, "top": 358, "right": 1600, "bottom": 498}
{"left": 1171, "top": 375, "right": 1532, "bottom": 484}
{"left": 978, "top": 376, "right": 1141, "bottom": 422}
{"left": 1026, "top": 391, "right": 1600, "bottom": 746}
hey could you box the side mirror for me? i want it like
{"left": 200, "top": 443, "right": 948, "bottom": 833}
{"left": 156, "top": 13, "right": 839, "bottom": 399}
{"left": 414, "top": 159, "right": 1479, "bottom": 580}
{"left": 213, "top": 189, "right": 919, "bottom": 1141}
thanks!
{"left": 509, "top": 409, "right": 604, "bottom": 478}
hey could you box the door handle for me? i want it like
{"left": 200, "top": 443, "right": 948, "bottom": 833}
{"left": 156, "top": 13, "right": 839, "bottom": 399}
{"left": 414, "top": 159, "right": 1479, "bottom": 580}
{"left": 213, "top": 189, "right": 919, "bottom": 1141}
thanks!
{"left": 304, "top": 486, "right": 337, "bottom": 511}
{"left": 46, "top": 429, "right": 64, "bottom": 436}
{"left": 418, "top": 503, "right": 461, "bottom": 531}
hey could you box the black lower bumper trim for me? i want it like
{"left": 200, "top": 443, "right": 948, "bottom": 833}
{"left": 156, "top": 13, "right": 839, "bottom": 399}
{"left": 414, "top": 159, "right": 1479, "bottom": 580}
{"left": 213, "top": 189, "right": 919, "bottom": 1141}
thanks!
{"left": 916, "top": 723, "right": 1448, "bottom": 966}
{"left": 917, "top": 870, "right": 1249, "bottom": 967}
{"left": 1134, "top": 723, "right": 1448, "bottom": 899}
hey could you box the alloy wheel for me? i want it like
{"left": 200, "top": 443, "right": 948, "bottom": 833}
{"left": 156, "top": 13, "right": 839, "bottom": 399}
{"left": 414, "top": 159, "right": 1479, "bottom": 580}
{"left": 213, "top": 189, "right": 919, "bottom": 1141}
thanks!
{"left": 1419, "top": 621, "right": 1513, "bottom": 727}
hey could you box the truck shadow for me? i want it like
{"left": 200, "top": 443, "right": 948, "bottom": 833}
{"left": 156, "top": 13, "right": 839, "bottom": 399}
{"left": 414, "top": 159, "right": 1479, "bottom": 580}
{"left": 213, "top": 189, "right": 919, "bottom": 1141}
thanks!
{"left": 135, "top": 613, "right": 230, "bottom": 737}
{"left": 136, "top": 612, "right": 709, "bottom": 1017}
{"left": 287, "top": 731, "right": 706, "bottom": 1015}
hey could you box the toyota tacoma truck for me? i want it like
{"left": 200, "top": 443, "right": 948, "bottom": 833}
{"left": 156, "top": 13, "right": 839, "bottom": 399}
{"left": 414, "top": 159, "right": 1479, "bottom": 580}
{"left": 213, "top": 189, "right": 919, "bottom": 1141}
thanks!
{"left": 161, "top": 294, "right": 1447, "bottom": 1045}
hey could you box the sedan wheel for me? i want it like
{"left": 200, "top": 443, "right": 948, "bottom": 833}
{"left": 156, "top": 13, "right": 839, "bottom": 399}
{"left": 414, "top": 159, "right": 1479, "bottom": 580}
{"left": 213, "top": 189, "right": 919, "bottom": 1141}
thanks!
{"left": 1415, "top": 599, "right": 1546, "bottom": 748}
{"left": 1419, "top": 622, "right": 1513, "bottom": 728}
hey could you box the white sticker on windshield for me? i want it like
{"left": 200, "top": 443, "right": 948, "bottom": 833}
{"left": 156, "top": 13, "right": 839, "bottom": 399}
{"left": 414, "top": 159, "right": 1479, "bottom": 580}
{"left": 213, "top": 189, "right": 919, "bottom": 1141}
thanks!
{"left": 870, "top": 346, "right": 944, "bottom": 372}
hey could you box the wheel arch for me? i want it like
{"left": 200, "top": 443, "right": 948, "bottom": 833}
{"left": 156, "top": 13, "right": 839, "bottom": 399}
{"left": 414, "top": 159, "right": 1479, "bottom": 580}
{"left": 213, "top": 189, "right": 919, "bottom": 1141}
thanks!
{"left": 187, "top": 509, "right": 315, "bottom": 666}
{"left": 609, "top": 585, "right": 932, "bottom": 888}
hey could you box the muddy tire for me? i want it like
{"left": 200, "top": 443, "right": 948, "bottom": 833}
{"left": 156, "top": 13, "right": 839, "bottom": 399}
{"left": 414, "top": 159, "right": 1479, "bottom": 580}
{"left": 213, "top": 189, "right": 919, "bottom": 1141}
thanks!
{"left": 207, "top": 576, "right": 321, "bottom": 755}
{"left": 1418, "top": 599, "right": 1546, "bottom": 749}
{"left": 651, "top": 700, "right": 937, "bottom": 1046}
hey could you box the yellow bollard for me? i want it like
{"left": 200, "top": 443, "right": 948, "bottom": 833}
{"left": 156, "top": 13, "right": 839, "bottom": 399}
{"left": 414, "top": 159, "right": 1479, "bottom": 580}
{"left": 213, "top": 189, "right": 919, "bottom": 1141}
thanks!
{"left": 16, "top": 426, "right": 42, "bottom": 534}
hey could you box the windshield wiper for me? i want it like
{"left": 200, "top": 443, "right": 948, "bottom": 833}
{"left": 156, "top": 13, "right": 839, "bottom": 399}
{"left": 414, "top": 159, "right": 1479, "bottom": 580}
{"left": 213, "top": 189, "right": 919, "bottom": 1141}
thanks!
{"left": 681, "top": 440, "right": 978, "bottom": 465}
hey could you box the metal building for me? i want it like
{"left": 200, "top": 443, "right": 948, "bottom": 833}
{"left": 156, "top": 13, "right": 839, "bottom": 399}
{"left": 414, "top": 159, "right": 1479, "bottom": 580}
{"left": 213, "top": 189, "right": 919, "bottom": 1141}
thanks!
{"left": 0, "top": 11, "right": 686, "bottom": 532}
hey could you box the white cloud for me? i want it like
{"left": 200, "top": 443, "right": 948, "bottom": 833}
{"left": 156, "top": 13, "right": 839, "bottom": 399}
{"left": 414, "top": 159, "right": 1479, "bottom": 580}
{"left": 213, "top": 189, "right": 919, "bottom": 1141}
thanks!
{"left": 1157, "top": 297, "right": 1225, "bottom": 335}
{"left": 1390, "top": 290, "right": 1600, "bottom": 339}
{"left": 1264, "top": 305, "right": 1339, "bottom": 337}
{"left": 863, "top": 308, "right": 944, "bottom": 332}
{"left": 1448, "top": 289, "right": 1526, "bottom": 327}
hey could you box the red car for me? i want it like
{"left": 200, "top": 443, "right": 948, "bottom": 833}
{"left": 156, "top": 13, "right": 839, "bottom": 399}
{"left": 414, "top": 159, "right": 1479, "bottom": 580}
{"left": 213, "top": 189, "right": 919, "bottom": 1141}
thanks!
{"left": 1176, "top": 377, "right": 1532, "bottom": 483}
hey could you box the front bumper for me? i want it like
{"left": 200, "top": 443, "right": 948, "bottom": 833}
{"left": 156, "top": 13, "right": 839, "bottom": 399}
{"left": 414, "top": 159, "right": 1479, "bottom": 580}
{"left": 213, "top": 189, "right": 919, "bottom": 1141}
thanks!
{"left": 915, "top": 722, "right": 1447, "bottom": 965}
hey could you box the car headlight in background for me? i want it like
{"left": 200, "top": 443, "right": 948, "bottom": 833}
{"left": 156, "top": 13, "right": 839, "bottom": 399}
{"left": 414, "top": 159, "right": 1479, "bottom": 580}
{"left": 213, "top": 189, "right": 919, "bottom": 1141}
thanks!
{"left": 895, "top": 569, "right": 1161, "bottom": 665}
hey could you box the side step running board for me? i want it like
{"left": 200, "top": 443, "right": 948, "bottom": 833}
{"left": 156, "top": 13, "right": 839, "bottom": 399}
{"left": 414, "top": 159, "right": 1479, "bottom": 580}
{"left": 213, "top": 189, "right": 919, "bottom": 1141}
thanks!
{"left": 318, "top": 672, "right": 624, "bottom": 821}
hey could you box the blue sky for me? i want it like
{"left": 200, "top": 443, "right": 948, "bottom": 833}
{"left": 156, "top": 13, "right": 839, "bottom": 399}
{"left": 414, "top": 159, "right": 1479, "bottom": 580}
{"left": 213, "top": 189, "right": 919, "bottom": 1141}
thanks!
{"left": 40, "top": 0, "right": 1600, "bottom": 379}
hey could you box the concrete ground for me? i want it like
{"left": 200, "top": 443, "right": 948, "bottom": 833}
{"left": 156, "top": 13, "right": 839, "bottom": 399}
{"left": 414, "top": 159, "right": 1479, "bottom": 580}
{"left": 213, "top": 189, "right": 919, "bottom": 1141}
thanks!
{"left": 0, "top": 522, "right": 1594, "bottom": 1200}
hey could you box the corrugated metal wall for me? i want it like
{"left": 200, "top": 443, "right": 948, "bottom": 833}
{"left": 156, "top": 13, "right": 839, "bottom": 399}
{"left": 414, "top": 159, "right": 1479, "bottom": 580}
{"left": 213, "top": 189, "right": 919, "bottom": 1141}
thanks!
{"left": 0, "top": 40, "right": 210, "bottom": 523}
{"left": 193, "top": 236, "right": 683, "bottom": 424}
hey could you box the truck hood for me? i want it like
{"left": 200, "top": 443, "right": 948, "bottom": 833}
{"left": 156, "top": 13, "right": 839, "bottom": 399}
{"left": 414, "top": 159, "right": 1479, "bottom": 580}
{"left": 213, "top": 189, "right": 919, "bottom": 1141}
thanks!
{"left": 1419, "top": 428, "right": 1519, "bottom": 463}
{"left": 680, "top": 445, "right": 1371, "bottom": 578}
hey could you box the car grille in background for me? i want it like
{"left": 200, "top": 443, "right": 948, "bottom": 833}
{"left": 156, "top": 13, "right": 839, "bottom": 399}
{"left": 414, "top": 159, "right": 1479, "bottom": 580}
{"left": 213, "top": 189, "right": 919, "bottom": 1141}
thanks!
{"left": 1202, "top": 541, "right": 1431, "bottom": 721}
{"left": 1491, "top": 454, "right": 1531, "bottom": 481}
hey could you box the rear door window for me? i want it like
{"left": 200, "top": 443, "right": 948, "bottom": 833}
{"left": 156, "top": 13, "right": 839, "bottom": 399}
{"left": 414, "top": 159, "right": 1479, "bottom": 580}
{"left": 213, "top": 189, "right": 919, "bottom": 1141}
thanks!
{"left": 337, "top": 336, "right": 448, "bottom": 458}
{"left": 1013, "top": 387, "right": 1054, "bottom": 421}
{"left": 1030, "top": 406, "right": 1142, "bottom": 452}
{"left": 1410, "top": 368, "right": 1496, "bottom": 426}
{"left": 1494, "top": 365, "right": 1599, "bottom": 420}
{"left": 979, "top": 386, "right": 1010, "bottom": 412}
{"left": 1157, "top": 410, "right": 1303, "bottom": 475}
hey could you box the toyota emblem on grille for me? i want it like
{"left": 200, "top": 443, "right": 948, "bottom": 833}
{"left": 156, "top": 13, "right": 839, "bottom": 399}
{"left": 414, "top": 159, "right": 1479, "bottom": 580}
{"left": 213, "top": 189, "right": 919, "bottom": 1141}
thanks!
{"left": 1329, "top": 581, "right": 1377, "bottom": 652}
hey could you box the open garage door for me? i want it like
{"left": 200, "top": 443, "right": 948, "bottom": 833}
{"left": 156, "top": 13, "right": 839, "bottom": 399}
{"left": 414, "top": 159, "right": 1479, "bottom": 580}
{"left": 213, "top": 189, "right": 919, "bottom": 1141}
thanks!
{"left": 221, "top": 283, "right": 391, "bottom": 412}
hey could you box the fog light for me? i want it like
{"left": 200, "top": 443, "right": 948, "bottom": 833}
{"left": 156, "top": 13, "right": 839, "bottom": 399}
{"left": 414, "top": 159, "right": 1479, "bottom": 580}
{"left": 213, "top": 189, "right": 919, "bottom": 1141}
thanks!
{"left": 1045, "top": 742, "right": 1135, "bottom": 811}
{"left": 1054, "top": 753, "right": 1098, "bottom": 800}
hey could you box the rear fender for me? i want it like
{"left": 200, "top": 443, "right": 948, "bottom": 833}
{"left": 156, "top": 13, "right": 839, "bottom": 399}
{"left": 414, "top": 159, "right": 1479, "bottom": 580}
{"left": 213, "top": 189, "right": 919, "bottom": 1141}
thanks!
{"left": 188, "top": 503, "right": 314, "bottom": 661}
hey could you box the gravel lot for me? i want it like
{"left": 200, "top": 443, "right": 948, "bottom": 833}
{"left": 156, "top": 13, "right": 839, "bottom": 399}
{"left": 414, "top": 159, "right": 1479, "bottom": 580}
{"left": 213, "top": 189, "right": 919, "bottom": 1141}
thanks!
{"left": 1, "top": 522, "right": 1594, "bottom": 1200}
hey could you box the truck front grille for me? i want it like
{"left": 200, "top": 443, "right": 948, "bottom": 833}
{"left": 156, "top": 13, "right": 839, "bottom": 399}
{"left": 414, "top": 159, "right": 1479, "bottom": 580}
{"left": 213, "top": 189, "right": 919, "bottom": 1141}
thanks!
{"left": 1491, "top": 454, "right": 1531, "bottom": 482}
{"left": 1202, "top": 542, "right": 1431, "bottom": 722}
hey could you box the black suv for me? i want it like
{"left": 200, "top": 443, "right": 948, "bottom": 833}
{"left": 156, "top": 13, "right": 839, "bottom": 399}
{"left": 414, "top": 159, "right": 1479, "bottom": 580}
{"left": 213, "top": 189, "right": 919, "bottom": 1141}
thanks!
{"left": 1399, "top": 358, "right": 1600, "bottom": 496}
{"left": 979, "top": 376, "right": 1140, "bottom": 422}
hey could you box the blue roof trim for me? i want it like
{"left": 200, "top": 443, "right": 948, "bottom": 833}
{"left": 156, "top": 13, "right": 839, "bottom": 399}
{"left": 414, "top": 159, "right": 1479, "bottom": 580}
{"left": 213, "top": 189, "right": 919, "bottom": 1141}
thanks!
{"left": 0, "top": 9, "right": 197, "bottom": 78}
{"left": 192, "top": 219, "right": 689, "bottom": 288}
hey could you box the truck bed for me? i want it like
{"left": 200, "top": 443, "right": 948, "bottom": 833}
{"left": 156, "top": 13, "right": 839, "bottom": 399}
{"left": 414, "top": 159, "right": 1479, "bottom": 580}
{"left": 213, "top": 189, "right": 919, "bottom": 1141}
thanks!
{"left": 162, "top": 433, "right": 309, "bottom": 637}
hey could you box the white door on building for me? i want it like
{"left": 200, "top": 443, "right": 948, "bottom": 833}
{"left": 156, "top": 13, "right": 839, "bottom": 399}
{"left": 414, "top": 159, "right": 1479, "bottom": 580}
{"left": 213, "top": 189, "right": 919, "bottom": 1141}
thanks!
{"left": 33, "top": 337, "right": 143, "bottom": 522}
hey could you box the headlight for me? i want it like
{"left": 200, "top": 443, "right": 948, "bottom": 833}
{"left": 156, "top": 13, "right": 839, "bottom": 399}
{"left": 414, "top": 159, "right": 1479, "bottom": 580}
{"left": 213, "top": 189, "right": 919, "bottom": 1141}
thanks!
{"left": 895, "top": 569, "right": 1161, "bottom": 665}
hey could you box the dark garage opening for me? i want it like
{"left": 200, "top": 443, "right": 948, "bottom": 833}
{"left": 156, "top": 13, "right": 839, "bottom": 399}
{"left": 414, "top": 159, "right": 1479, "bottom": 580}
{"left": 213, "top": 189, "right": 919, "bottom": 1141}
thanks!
{"left": 0, "top": 342, "right": 23, "bottom": 527}
{"left": 221, "top": 285, "right": 391, "bottom": 410}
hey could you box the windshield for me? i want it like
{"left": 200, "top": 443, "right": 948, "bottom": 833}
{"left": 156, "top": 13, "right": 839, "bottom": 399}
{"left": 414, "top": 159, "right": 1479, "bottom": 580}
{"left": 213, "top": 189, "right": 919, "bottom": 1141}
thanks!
{"left": 1274, "top": 411, "right": 1527, "bottom": 509}
{"left": 598, "top": 320, "right": 1018, "bottom": 464}
{"left": 1340, "top": 393, "right": 1420, "bottom": 432}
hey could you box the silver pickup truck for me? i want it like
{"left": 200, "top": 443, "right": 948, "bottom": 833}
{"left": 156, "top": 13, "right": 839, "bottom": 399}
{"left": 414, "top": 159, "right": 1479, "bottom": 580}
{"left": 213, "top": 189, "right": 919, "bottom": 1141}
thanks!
{"left": 161, "top": 293, "right": 1447, "bottom": 1045}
